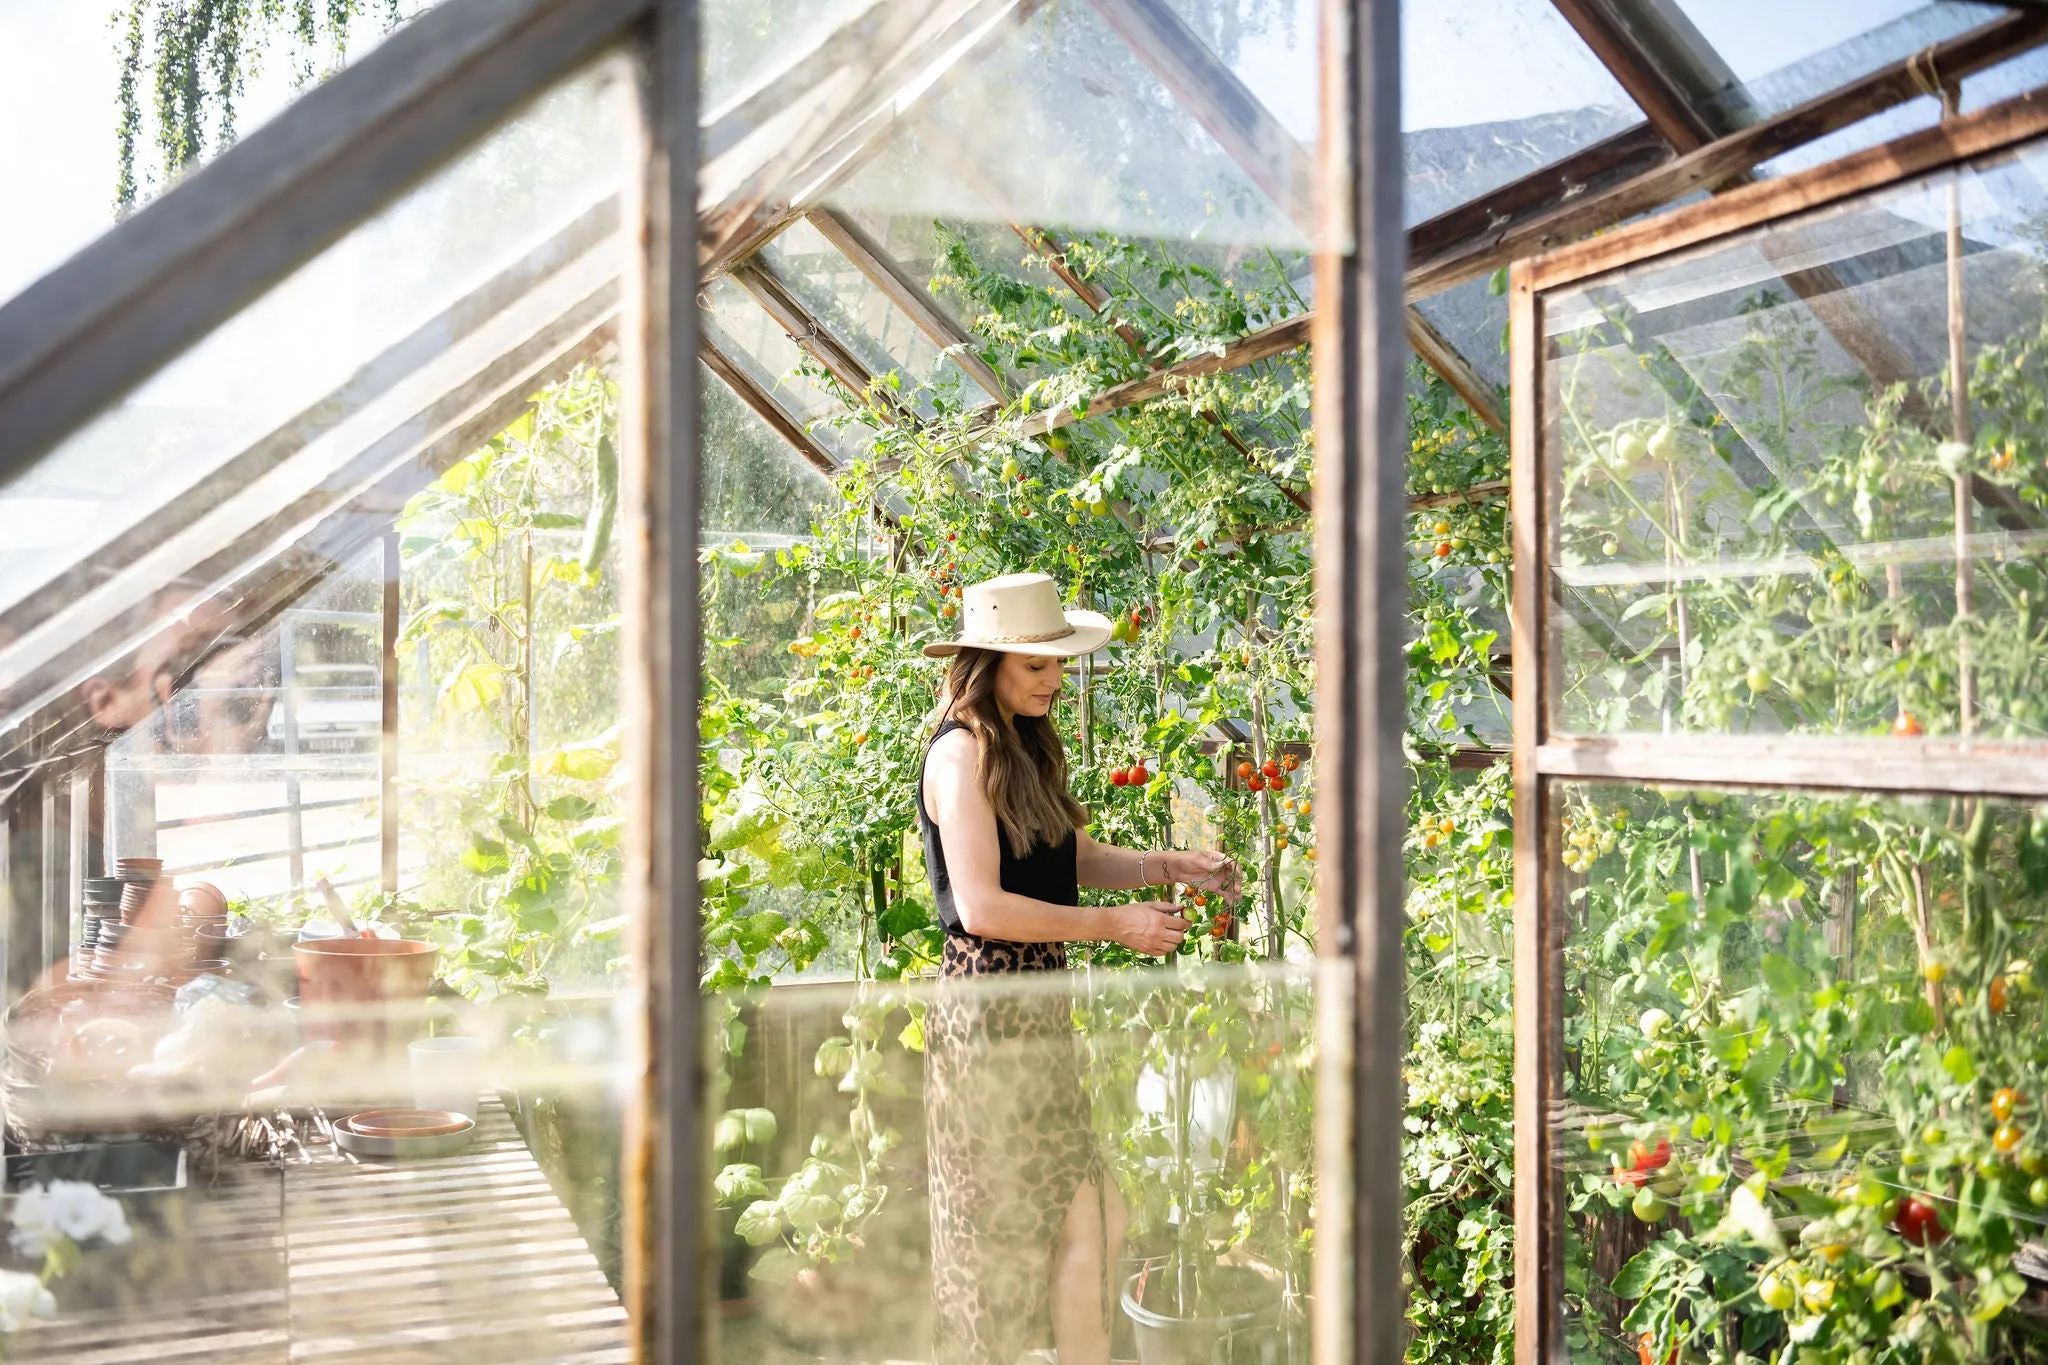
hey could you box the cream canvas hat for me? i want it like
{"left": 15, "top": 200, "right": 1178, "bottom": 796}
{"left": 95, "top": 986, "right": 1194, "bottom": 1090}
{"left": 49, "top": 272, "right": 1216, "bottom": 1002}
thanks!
{"left": 924, "top": 572, "right": 1114, "bottom": 659}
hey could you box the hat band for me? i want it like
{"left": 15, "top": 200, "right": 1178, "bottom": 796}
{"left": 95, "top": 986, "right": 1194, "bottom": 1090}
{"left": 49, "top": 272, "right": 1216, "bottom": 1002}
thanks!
{"left": 971, "top": 623, "right": 1076, "bottom": 645}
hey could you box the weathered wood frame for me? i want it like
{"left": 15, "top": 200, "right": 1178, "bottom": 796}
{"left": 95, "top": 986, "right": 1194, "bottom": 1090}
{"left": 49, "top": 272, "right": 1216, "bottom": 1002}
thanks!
{"left": 1510, "top": 82, "right": 2048, "bottom": 1365}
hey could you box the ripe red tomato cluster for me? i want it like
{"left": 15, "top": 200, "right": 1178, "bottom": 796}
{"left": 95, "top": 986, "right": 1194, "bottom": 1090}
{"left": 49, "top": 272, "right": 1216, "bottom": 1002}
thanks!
{"left": 1109, "top": 760, "right": 1151, "bottom": 787}
{"left": 1235, "top": 755, "right": 1296, "bottom": 793}
{"left": 1613, "top": 1135, "right": 1671, "bottom": 1189}
{"left": 1892, "top": 1194, "right": 1947, "bottom": 1246}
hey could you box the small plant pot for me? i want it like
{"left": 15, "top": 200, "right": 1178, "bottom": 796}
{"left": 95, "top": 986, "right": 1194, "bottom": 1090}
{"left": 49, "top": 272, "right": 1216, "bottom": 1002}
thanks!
{"left": 1121, "top": 1265, "right": 1279, "bottom": 1365}
{"left": 294, "top": 938, "right": 437, "bottom": 1047}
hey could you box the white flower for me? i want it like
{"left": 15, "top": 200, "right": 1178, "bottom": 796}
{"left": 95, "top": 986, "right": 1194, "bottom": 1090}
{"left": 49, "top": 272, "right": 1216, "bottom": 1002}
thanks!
{"left": 0, "top": 1269, "right": 57, "bottom": 1333}
{"left": 8, "top": 1182, "right": 131, "bottom": 1258}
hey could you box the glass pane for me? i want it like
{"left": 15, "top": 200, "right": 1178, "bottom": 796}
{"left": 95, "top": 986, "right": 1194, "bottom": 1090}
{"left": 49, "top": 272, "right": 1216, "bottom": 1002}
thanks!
{"left": 1674, "top": 1, "right": 2002, "bottom": 130}
{"left": 0, "top": 59, "right": 637, "bottom": 1360}
{"left": 757, "top": 217, "right": 992, "bottom": 413}
{"left": 702, "top": 358, "right": 840, "bottom": 542}
{"left": 0, "top": 63, "right": 628, "bottom": 731}
{"left": 699, "top": 1, "right": 1340, "bottom": 1357}
{"left": 1401, "top": 0, "right": 1641, "bottom": 228}
{"left": 1551, "top": 778, "right": 2048, "bottom": 1364}
{"left": 823, "top": 0, "right": 1307, "bottom": 250}
{"left": 703, "top": 275, "right": 878, "bottom": 465}
{"left": 104, "top": 544, "right": 386, "bottom": 906}
{"left": 0, "top": 1, "right": 446, "bottom": 310}
{"left": 703, "top": 966, "right": 1333, "bottom": 1363}
{"left": 1542, "top": 138, "right": 2048, "bottom": 740}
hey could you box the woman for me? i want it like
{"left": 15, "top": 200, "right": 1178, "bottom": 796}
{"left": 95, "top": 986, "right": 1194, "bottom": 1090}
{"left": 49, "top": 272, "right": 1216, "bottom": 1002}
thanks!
{"left": 918, "top": 572, "right": 1241, "bottom": 1365}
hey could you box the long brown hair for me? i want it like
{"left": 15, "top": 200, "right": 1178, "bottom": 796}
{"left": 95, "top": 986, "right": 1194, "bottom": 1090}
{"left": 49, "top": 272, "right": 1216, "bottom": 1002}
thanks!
{"left": 937, "top": 647, "right": 1088, "bottom": 856}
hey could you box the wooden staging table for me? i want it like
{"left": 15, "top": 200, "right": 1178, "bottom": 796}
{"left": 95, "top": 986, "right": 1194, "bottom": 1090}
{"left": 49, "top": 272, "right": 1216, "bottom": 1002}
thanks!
{"left": 14, "top": 1097, "right": 627, "bottom": 1363}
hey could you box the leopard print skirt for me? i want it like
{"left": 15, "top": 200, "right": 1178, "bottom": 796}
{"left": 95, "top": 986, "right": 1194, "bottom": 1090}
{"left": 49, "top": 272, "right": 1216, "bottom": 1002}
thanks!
{"left": 927, "top": 932, "right": 1104, "bottom": 1365}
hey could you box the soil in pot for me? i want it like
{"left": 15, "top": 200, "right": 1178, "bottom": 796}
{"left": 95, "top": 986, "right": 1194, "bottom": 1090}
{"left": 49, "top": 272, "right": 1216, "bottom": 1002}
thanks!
{"left": 1122, "top": 1263, "right": 1280, "bottom": 1365}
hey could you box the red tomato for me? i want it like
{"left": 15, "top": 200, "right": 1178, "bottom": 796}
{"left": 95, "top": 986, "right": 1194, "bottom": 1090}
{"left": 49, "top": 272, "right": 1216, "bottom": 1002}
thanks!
{"left": 1282, "top": 753, "right": 1300, "bottom": 771}
{"left": 1247, "top": 774, "right": 1266, "bottom": 793}
{"left": 1893, "top": 710, "right": 1924, "bottom": 738}
{"left": 1636, "top": 1333, "right": 1676, "bottom": 1365}
{"left": 1262, "top": 759, "right": 1281, "bottom": 779}
{"left": 1629, "top": 1137, "right": 1671, "bottom": 1173}
{"left": 1269, "top": 773, "right": 1289, "bottom": 792}
{"left": 1991, "top": 976, "right": 2010, "bottom": 1014}
{"left": 1236, "top": 761, "right": 1255, "bottom": 780}
{"left": 1995, "top": 1086, "right": 2021, "bottom": 1122}
{"left": 1110, "top": 768, "right": 1129, "bottom": 787}
{"left": 1129, "top": 764, "right": 1150, "bottom": 785}
{"left": 1894, "top": 1195, "right": 1947, "bottom": 1246}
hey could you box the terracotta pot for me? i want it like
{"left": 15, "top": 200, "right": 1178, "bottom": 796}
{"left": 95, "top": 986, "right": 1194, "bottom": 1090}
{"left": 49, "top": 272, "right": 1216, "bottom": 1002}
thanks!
{"left": 344, "top": 1108, "right": 470, "bottom": 1139}
{"left": 293, "top": 939, "right": 437, "bottom": 1046}
{"left": 178, "top": 882, "right": 228, "bottom": 917}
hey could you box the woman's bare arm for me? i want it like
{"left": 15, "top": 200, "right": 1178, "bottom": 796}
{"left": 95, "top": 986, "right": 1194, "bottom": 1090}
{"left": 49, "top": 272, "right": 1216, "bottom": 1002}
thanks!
{"left": 925, "top": 728, "right": 1188, "bottom": 954}
{"left": 1075, "top": 828, "right": 1244, "bottom": 904}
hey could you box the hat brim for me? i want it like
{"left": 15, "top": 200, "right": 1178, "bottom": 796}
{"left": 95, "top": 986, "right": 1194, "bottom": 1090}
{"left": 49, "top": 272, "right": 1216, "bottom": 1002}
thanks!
{"left": 923, "top": 609, "right": 1115, "bottom": 659}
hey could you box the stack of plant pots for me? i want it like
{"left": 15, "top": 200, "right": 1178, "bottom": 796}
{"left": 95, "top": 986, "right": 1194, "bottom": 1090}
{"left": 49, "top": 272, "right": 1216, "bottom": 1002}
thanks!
{"left": 79, "top": 877, "right": 123, "bottom": 956}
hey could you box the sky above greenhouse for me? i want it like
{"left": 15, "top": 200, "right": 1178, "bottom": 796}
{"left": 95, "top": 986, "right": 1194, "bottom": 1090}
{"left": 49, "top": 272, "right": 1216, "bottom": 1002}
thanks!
{"left": 0, "top": 0, "right": 1951, "bottom": 307}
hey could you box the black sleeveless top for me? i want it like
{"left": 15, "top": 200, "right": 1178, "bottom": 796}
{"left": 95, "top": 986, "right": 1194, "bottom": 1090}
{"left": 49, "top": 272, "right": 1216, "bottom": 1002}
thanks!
{"left": 916, "top": 719, "right": 1079, "bottom": 937}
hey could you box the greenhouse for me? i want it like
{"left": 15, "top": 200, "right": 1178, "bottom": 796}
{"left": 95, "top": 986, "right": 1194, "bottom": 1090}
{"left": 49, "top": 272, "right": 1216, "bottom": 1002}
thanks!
{"left": 4, "top": 0, "right": 2048, "bottom": 1361}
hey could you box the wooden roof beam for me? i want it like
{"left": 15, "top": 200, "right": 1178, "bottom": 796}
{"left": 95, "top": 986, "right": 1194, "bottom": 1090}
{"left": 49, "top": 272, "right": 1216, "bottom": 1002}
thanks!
{"left": 698, "top": 335, "right": 844, "bottom": 482}
{"left": 803, "top": 208, "right": 1011, "bottom": 402}
{"left": 1406, "top": 9, "right": 2048, "bottom": 299}
{"left": 1547, "top": 0, "right": 1739, "bottom": 150}
{"left": 727, "top": 259, "right": 900, "bottom": 424}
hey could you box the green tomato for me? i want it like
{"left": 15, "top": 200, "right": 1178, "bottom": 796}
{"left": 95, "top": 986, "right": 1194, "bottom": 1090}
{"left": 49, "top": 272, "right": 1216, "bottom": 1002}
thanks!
{"left": 1647, "top": 424, "right": 1678, "bottom": 461}
{"left": 1601, "top": 538, "right": 1620, "bottom": 557}
{"left": 2031, "top": 1177, "right": 2048, "bottom": 1207}
{"left": 1000, "top": 457, "right": 1020, "bottom": 481}
{"left": 1801, "top": 1278, "right": 1835, "bottom": 1314}
{"left": 1746, "top": 664, "right": 1772, "bottom": 695}
{"left": 1922, "top": 1124, "right": 1946, "bottom": 1146}
{"left": 1065, "top": 513, "right": 1080, "bottom": 525}
{"left": 1630, "top": 1186, "right": 1664, "bottom": 1223}
{"left": 1089, "top": 501, "right": 1111, "bottom": 518}
{"left": 1614, "top": 431, "right": 1649, "bottom": 467}
{"left": 1758, "top": 1272, "right": 1796, "bottom": 1312}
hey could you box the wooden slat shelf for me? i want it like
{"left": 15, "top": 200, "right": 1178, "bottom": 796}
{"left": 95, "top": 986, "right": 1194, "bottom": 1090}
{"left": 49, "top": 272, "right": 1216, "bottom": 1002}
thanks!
{"left": 13, "top": 1097, "right": 624, "bottom": 1364}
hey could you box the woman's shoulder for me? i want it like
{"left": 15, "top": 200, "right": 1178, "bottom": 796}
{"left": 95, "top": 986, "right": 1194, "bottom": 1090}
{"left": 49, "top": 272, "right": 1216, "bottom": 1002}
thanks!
{"left": 927, "top": 723, "right": 977, "bottom": 769}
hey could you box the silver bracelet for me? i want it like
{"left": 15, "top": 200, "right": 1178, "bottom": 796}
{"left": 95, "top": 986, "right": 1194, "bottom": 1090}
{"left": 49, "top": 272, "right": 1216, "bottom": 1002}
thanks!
{"left": 1138, "top": 850, "right": 1151, "bottom": 887}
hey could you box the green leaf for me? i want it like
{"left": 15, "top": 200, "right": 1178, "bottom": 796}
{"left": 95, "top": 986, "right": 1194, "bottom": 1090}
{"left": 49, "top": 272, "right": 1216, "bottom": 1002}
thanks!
{"left": 1942, "top": 1045, "right": 1977, "bottom": 1085}
{"left": 815, "top": 1036, "right": 853, "bottom": 1079}
{"left": 735, "top": 1199, "right": 784, "bottom": 1246}
{"left": 544, "top": 794, "right": 598, "bottom": 822}
{"left": 714, "top": 1163, "right": 768, "bottom": 1204}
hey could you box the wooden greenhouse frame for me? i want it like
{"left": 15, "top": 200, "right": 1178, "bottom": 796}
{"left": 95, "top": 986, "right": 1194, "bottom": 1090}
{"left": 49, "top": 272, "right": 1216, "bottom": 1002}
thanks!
{"left": 1510, "top": 81, "right": 2048, "bottom": 1365}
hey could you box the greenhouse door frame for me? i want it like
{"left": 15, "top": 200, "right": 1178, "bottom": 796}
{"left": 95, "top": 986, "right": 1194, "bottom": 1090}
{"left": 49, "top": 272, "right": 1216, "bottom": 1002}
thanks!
{"left": 1508, "top": 86, "right": 2048, "bottom": 1365}
{"left": 0, "top": 0, "right": 1408, "bottom": 1361}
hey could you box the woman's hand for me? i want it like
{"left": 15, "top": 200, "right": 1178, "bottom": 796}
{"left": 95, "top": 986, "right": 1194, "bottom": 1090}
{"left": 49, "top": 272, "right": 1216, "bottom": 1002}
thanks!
{"left": 1163, "top": 849, "right": 1243, "bottom": 905}
{"left": 1107, "top": 902, "right": 1192, "bottom": 956}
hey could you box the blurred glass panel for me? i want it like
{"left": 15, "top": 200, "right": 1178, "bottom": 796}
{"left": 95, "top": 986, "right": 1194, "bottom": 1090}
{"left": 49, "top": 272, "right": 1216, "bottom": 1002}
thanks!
{"left": 757, "top": 218, "right": 990, "bottom": 413}
{"left": 1551, "top": 779, "right": 2048, "bottom": 1364}
{"left": 0, "top": 59, "right": 636, "bottom": 1358}
{"left": 825, "top": 0, "right": 1306, "bottom": 250}
{"left": 104, "top": 545, "right": 385, "bottom": 910}
{"left": 1161, "top": 0, "right": 1317, "bottom": 149}
{"left": 1400, "top": 0, "right": 1640, "bottom": 228}
{"left": 705, "top": 0, "right": 862, "bottom": 111}
{"left": 703, "top": 965, "right": 1332, "bottom": 1365}
{"left": 0, "top": 61, "right": 629, "bottom": 733}
{"left": 1542, "top": 138, "right": 2048, "bottom": 740}
{"left": 1675, "top": 1, "right": 2002, "bottom": 130}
